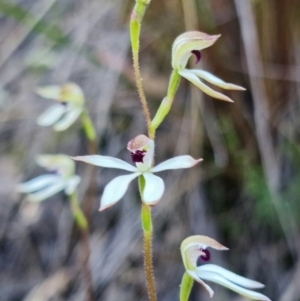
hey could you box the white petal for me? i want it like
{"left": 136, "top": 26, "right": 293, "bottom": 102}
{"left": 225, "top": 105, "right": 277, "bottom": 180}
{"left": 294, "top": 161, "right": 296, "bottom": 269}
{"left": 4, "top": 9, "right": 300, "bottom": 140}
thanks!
{"left": 36, "top": 85, "right": 61, "bottom": 100}
{"left": 190, "top": 70, "right": 246, "bottom": 91}
{"left": 187, "top": 269, "right": 214, "bottom": 297}
{"left": 72, "top": 155, "right": 138, "bottom": 172}
{"left": 37, "top": 104, "right": 66, "bottom": 126}
{"left": 196, "top": 271, "right": 271, "bottom": 301}
{"left": 100, "top": 172, "right": 141, "bottom": 211}
{"left": 179, "top": 69, "right": 234, "bottom": 102}
{"left": 53, "top": 108, "right": 82, "bottom": 131}
{"left": 17, "top": 174, "right": 61, "bottom": 193}
{"left": 151, "top": 156, "right": 202, "bottom": 173}
{"left": 25, "top": 181, "right": 66, "bottom": 202}
{"left": 198, "top": 264, "right": 264, "bottom": 289}
{"left": 36, "top": 154, "right": 75, "bottom": 177}
{"left": 142, "top": 173, "right": 165, "bottom": 205}
{"left": 65, "top": 175, "right": 81, "bottom": 195}
{"left": 136, "top": 139, "right": 155, "bottom": 172}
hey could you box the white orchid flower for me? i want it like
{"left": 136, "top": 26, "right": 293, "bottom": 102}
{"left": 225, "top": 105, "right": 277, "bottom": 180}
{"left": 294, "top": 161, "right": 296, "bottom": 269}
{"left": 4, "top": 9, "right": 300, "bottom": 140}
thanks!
{"left": 172, "top": 31, "right": 245, "bottom": 102}
{"left": 36, "top": 83, "right": 85, "bottom": 131}
{"left": 181, "top": 235, "right": 271, "bottom": 300}
{"left": 72, "top": 134, "right": 202, "bottom": 211}
{"left": 18, "top": 155, "right": 80, "bottom": 202}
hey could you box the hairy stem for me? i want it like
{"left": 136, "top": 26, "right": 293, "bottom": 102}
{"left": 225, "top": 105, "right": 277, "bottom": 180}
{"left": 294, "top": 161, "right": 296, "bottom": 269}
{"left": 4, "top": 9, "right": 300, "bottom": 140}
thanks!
{"left": 141, "top": 204, "right": 157, "bottom": 301}
{"left": 139, "top": 176, "right": 157, "bottom": 301}
{"left": 130, "top": 1, "right": 152, "bottom": 135}
{"left": 180, "top": 272, "right": 194, "bottom": 301}
{"left": 69, "top": 192, "right": 94, "bottom": 301}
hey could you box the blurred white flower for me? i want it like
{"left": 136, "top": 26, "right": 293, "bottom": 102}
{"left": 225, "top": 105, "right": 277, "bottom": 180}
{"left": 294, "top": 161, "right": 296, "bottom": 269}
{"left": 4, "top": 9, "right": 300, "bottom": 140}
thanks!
{"left": 36, "top": 83, "right": 84, "bottom": 131}
{"left": 172, "top": 31, "right": 245, "bottom": 102}
{"left": 18, "top": 155, "right": 80, "bottom": 202}
{"left": 72, "top": 134, "right": 202, "bottom": 211}
{"left": 181, "top": 235, "right": 271, "bottom": 300}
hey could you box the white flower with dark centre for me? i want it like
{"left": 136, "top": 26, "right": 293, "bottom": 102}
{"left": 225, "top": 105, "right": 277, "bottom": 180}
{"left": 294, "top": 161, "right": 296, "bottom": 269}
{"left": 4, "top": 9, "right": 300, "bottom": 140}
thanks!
{"left": 72, "top": 134, "right": 202, "bottom": 211}
{"left": 181, "top": 235, "right": 271, "bottom": 300}
{"left": 36, "top": 83, "right": 84, "bottom": 131}
{"left": 18, "top": 155, "right": 80, "bottom": 202}
{"left": 172, "top": 31, "right": 245, "bottom": 102}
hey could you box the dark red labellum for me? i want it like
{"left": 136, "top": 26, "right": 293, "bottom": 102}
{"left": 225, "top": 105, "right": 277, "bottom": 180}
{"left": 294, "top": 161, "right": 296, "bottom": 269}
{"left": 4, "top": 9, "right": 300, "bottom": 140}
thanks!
{"left": 131, "top": 150, "right": 146, "bottom": 163}
{"left": 191, "top": 50, "right": 202, "bottom": 64}
{"left": 196, "top": 249, "right": 211, "bottom": 266}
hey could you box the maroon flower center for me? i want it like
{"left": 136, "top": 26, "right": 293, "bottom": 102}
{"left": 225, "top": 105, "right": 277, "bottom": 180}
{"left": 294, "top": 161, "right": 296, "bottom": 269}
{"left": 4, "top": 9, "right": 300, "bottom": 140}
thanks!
{"left": 196, "top": 249, "right": 210, "bottom": 266}
{"left": 131, "top": 150, "right": 146, "bottom": 163}
{"left": 191, "top": 50, "right": 202, "bottom": 64}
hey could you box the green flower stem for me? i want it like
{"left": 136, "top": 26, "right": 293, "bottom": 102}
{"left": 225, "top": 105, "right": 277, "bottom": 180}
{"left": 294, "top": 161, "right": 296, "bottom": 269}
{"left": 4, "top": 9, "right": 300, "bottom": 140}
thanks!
{"left": 139, "top": 176, "right": 157, "bottom": 301}
{"left": 150, "top": 70, "right": 181, "bottom": 138}
{"left": 81, "top": 109, "right": 96, "bottom": 145}
{"left": 80, "top": 108, "right": 97, "bottom": 220}
{"left": 69, "top": 192, "right": 94, "bottom": 301}
{"left": 180, "top": 272, "right": 194, "bottom": 301}
{"left": 69, "top": 191, "right": 88, "bottom": 230}
{"left": 130, "top": 0, "right": 152, "bottom": 135}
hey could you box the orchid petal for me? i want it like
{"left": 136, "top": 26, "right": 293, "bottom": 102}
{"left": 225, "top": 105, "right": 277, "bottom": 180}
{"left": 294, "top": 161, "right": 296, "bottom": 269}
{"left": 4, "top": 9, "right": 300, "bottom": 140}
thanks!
{"left": 25, "top": 180, "right": 66, "bottom": 202}
{"left": 179, "top": 69, "right": 234, "bottom": 102}
{"left": 136, "top": 140, "right": 155, "bottom": 172}
{"left": 72, "top": 155, "right": 138, "bottom": 172}
{"left": 17, "top": 174, "right": 61, "bottom": 193}
{"left": 65, "top": 175, "right": 81, "bottom": 195}
{"left": 36, "top": 154, "right": 75, "bottom": 177}
{"left": 142, "top": 173, "right": 165, "bottom": 205}
{"left": 36, "top": 85, "right": 61, "bottom": 100}
{"left": 190, "top": 70, "right": 246, "bottom": 91}
{"left": 198, "top": 264, "right": 264, "bottom": 289}
{"left": 100, "top": 172, "right": 141, "bottom": 211}
{"left": 196, "top": 270, "right": 271, "bottom": 301}
{"left": 36, "top": 83, "right": 84, "bottom": 105}
{"left": 53, "top": 108, "right": 82, "bottom": 131}
{"left": 187, "top": 269, "right": 214, "bottom": 297}
{"left": 172, "top": 31, "right": 220, "bottom": 70}
{"left": 151, "top": 156, "right": 202, "bottom": 173}
{"left": 37, "top": 104, "right": 66, "bottom": 126}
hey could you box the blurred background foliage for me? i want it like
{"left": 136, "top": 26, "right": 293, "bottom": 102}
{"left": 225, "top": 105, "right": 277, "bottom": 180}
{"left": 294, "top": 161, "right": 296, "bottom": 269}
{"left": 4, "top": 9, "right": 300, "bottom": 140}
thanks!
{"left": 0, "top": 0, "right": 300, "bottom": 300}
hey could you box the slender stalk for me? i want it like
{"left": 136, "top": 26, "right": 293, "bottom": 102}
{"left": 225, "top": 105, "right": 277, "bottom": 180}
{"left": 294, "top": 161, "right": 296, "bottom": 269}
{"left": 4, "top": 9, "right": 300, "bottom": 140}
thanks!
{"left": 139, "top": 176, "right": 157, "bottom": 301}
{"left": 81, "top": 109, "right": 97, "bottom": 150}
{"left": 69, "top": 192, "right": 94, "bottom": 301}
{"left": 150, "top": 70, "right": 181, "bottom": 138}
{"left": 130, "top": 1, "right": 152, "bottom": 135}
{"left": 80, "top": 109, "right": 97, "bottom": 220}
{"left": 180, "top": 272, "right": 194, "bottom": 301}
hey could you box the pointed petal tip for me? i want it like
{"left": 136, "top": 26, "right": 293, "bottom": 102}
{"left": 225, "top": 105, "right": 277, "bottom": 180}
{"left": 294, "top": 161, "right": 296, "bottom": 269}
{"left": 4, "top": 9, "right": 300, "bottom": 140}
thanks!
{"left": 221, "top": 246, "right": 230, "bottom": 251}
{"left": 99, "top": 204, "right": 111, "bottom": 211}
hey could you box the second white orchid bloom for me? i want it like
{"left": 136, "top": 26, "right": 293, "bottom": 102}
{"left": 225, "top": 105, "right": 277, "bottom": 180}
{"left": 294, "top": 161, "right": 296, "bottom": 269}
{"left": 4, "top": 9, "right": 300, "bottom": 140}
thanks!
{"left": 18, "top": 155, "right": 81, "bottom": 202}
{"left": 72, "top": 134, "right": 202, "bottom": 211}
{"left": 36, "top": 83, "right": 85, "bottom": 131}
{"left": 172, "top": 31, "right": 245, "bottom": 102}
{"left": 181, "top": 235, "right": 271, "bottom": 301}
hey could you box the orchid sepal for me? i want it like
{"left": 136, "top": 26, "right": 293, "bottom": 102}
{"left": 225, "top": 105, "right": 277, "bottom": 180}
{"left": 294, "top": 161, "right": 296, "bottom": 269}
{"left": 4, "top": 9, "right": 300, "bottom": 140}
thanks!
{"left": 171, "top": 31, "right": 246, "bottom": 103}
{"left": 18, "top": 155, "right": 81, "bottom": 202}
{"left": 36, "top": 83, "right": 85, "bottom": 131}
{"left": 180, "top": 235, "right": 271, "bottom": 301}
{"left": 72, "top": 135, "right": 202, "bottom": 210}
